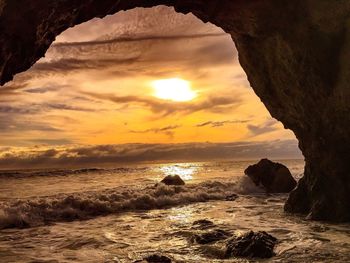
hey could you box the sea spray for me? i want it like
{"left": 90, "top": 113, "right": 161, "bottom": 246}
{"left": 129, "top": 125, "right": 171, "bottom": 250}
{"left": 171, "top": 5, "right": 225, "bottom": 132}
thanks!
{"left": 0, "top": 178, "right": 262, "bottom": 229}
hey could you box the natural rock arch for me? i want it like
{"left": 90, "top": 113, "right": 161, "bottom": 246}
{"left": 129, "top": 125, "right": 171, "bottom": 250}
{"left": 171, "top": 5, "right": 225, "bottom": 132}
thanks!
{"left": 1, "top": 0, "right": 350, "bottom": 222}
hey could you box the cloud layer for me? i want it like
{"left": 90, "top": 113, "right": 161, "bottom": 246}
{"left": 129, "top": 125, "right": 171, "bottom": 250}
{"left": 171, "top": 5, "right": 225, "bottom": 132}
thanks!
{"left": 0, "top": 6, "right": 297, "bottom": 157}
{"left": 0, "top": 140, "right": 302, "bottom": 169}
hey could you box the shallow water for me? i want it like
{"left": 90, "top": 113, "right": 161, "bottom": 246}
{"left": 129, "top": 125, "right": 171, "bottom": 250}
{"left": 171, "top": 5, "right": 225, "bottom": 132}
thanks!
{"left": 0, "top": 160, "right": 349, "bottom": 262}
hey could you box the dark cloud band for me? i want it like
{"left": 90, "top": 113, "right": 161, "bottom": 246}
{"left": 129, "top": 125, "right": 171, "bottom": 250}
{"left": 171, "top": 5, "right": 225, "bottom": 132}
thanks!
{"left": 0, "top": 140, "right": 302, "bottom": 169}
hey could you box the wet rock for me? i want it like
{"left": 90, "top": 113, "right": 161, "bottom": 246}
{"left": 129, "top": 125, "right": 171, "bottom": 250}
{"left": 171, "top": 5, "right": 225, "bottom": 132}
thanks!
{"left": 0, "top": 215, "right": 30, "bottom": 229}
{"left": 160, "top": 175, "right": 185, "bottom": 186}
{"left": 244, "top": 159, "right": 297, "bottom": 193}
{"left": 144, "top": 254, "right": 172, "bottom": 263}
{"left": 193, "top": 229, "right": 231, "bottom": 244}
{"left": 310, "top": 224, "right": 330, "bottom": 233}
{"left": 225, "top": 194, "right": 238, "bottom": 201}
{"left": 192, "top": 219, "right": 215, "bottom": 230}
{"left": 225, "top": 231, "right": 277, "bottom": 259}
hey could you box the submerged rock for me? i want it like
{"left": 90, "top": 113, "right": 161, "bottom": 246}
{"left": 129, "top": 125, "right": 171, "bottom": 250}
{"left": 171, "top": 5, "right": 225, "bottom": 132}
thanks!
{"left": 144, "top": 254, "right": 172, "bottom": 263}
{"left": 225, "top": 194, "right": 238, "bottom": 201}
{"left": 244, "top": 159, "right": 297, "bottom": 193}
{"left": 225, "top": 231, "right": 277, "bottom": 259}
{"left": 160, "top": 175, "right": 185, "bottom": 186}
{"left": 192, "top": 219, "right": 215, "bottom": 230}
{"left": 192, "top": 229, "right": 231, "bottom": 244}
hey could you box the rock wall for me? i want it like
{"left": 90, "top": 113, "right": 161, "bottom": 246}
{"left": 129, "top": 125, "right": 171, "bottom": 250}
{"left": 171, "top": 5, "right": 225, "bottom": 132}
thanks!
{"left": 1, "top": 0, "right": 350, "bottom": 221}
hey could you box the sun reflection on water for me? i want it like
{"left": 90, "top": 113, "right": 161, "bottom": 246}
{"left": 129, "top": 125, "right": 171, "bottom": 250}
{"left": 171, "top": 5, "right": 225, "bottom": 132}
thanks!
{"left": 159, "top": 164, "right": 198, "bottom": 181}
{"left": 168, "top": 206, "right": 195, "bottom": 224}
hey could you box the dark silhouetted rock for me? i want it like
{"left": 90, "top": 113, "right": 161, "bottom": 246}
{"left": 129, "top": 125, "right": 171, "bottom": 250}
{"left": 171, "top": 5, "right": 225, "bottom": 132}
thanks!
{"left": 225, "top": 231, "right": 277, "bottom": 259}
{"left": 160, "top": 175, "right": 185, "bottom": 186}
{"left": 193, "top": 229, "right": 230, "bottom": 244}
{"left": 144, "top": 254, "right": 172, "bottom": 263}
{"left": 225, "top": 194, "right": 238, "bottom": 201}
{"left": 1, "top": 1, "right": 350, "bottom": 222}
{"left": 245, "top": 159, "right": 297, "bottom": 193}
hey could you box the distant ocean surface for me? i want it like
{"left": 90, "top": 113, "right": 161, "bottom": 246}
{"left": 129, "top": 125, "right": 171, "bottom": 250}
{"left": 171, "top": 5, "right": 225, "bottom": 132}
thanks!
{"left": 1, "top": 159, "right": 350, "bottom": 262}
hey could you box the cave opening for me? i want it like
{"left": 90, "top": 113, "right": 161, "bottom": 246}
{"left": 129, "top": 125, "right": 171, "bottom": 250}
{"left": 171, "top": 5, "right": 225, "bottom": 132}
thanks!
{"left": 0, "top": 2, "right": 350, "bottom": 262}
{"left": 0, "top": 6, "right": 300, "bottom": 167}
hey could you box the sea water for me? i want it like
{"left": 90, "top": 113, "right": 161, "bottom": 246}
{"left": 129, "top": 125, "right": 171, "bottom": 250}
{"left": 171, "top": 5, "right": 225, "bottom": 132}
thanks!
{"left": 0, "top": 159, "right": 349, "bottom": 262}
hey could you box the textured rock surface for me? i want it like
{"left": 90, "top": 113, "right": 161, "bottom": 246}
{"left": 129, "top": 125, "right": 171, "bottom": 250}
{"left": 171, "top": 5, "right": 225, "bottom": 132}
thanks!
{"left": 245, "top": 158, "right": 297, "bottom": 193}
{"left": 192, "top": 229, "right": 231, "bottom": 244}
{"left": 143, "top": 254, "right": 172, "bottom": 263}
{"left": 225, "top": 231, "right": 277, "bottom": 259}
{"left": 1, "top": 0, "right": 350, "bottom": 221}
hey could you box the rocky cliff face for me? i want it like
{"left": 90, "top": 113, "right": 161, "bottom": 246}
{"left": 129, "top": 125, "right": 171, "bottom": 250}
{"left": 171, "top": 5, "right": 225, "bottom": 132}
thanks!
{"left": 1, "top": 0, "right": 349, "bottom": 221}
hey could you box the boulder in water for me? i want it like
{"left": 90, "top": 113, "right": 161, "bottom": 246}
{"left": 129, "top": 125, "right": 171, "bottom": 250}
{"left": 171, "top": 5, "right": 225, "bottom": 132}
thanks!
{"left": 225, "top": 194, "right": 238, "bottom": 201}
{"left": 134, "top": 254, "right": 172, "bottom": 263}
{"left": 144, "top": 254, "right": 172, "bottom": 263}
{"left": 160, "top": 175, "right": 185, "bottom": 186}
{"left": 225, "top": 231, "right": 277, "bottom": 258}
{"left": 192, "top": 219, "right": 215, "bottom": 230}
{"left": 192, "top": 229, "right": 231, "bottom": 244}
{"left": 244, "top": 159, "right": 297, "bottom": 193}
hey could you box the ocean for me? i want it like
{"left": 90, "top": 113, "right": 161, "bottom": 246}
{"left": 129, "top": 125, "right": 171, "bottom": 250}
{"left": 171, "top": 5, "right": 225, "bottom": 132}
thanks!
{"left": 0, "top": 159, "right": 349, "bottom": 262}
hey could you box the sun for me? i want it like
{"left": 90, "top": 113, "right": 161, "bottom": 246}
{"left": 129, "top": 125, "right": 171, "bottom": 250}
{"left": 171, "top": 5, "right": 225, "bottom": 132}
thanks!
{"left": 151, "top": 78, "right": 197, "bottom": 102}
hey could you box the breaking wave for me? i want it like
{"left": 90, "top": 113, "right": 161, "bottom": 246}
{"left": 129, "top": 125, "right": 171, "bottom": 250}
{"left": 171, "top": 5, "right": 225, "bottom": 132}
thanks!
{"left": 0, "top": 178, "right": 262, "bottom": 229}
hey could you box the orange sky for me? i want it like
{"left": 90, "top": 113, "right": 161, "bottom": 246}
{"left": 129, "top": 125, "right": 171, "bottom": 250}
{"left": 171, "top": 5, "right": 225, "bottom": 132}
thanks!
{"left": 0, "top": 6, "right": 301, "bottom": 167}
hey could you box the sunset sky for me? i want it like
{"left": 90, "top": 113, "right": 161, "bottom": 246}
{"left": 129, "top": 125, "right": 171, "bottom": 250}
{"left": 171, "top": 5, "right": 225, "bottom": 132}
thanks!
{"left": 0, "top": 6, "right": 301, "bottom": 168}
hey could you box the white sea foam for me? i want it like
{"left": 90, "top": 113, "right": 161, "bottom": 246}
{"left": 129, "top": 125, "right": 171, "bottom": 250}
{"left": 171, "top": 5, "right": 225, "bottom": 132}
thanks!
{"left": 0, "top": 177, "right": 262, "bottom": 229}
